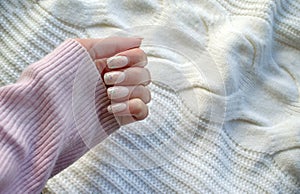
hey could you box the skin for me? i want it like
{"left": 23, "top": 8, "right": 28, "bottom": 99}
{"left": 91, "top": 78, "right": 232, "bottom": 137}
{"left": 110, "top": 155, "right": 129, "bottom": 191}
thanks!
{"left": 76, "top": 37, "right": 151, "bottom": 125}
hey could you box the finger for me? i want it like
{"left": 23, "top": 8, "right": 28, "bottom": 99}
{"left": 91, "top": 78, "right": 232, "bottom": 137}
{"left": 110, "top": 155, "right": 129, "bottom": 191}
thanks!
{"left": 107, "top": 98, "right": 149, "bottom": 120}
{"left": 107, "top": 85, "right": 151, "bottom": 103}
{"left": 107, "top": 48, "right": 147, "bottom": 69}
{"left": 104, "top": 67, "right": 151, "bottom": 86}
{"left": 94, "top": 58, "right": 107, "bottom": 76}
{"left": 115, "top": 115, "right": 136, "bottom": 126}
{"left": 95, "top": 48, "right": 147, "bottom": 74}
{"left": 128, "top": 98, "right": 149, "bottom": 120}
{"left": 76, "top": 37, "right": 142, "bottom": 60}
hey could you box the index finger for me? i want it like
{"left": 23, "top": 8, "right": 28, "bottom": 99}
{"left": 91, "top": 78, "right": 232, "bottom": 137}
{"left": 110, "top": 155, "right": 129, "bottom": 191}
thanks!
{"left": 76, "top": 37, "right": 142, "bottom": 60}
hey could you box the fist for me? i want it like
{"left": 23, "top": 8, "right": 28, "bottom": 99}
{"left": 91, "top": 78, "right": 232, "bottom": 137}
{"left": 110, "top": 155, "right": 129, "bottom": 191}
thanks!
{"left": 76, "top": 37, "right": 151, "bottom": 125}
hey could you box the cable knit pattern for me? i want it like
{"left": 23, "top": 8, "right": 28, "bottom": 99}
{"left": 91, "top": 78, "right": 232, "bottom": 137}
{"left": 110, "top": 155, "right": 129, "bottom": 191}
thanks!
{"left": 0, "top": 0, "right": 300, "bottom": 193}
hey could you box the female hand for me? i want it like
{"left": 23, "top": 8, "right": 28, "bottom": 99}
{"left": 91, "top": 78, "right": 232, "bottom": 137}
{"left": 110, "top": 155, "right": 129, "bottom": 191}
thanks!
{"left": 76, "top": 37, "right": 151, "bottom": 125}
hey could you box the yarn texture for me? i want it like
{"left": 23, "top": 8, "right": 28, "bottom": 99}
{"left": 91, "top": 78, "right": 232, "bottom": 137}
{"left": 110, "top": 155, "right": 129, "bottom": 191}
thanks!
{"left": 0, "top": 0, "right": 300, "bottom": 193}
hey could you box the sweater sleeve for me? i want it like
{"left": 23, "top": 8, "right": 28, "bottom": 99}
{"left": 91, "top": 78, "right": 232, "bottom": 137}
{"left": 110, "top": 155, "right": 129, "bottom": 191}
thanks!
{"left": 0, "top": 39, "right": 119, "bottom": 193}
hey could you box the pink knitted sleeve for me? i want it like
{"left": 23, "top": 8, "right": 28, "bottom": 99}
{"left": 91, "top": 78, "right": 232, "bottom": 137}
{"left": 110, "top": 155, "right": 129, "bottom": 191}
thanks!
{"left": 0, "top": 39, "right": 119, "bottom": 193}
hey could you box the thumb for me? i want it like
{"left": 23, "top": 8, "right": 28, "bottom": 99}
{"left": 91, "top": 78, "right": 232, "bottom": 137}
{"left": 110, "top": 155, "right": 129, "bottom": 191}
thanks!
{"left": 75, "top": 37, "right": 143, "bottom": 60}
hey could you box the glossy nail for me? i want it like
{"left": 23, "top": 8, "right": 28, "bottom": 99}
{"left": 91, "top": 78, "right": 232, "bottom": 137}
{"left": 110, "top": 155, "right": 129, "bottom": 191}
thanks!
{"left": 107, "top": 56, "right": 128, "bottom": 69}
{"left": 104, "top": 71, "right": 126, "bottom": 85}
{"left": 107, "top": 86, "right": 129, "bottom": 99}
{"left": 107, "top": 103, "right": 127, "bottom": 113}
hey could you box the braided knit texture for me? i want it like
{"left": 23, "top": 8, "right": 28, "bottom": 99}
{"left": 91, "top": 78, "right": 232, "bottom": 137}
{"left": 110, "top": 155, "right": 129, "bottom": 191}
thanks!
{"left": 1, "top": 0, "right": 300, "bottom": 193}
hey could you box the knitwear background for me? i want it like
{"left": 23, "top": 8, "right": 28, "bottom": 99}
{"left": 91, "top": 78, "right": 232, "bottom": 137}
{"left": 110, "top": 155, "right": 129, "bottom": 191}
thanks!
{"left": 0, "top": 0, "right": 300, "bottom": 193}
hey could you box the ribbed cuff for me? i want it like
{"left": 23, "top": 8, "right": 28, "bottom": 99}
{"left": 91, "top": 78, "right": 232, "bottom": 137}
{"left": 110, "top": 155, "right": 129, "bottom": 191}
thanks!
{"left": 46, "top": 39, "right": 120, "bottom": 175}
{"left": 0, "top": 39, "right": 119, "bottom": 193}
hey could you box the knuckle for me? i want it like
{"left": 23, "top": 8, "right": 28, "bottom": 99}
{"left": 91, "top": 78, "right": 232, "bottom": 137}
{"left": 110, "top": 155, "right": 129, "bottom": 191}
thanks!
{"left": 140, "top": 50, "right": 148, "bottom": 62}
{"left": 135, "top": 48, "right": 147, "bottom": 66}
{"left": 136, "top": 48, "right": 146, "bottom": 57}
{"left": 133, "top": 85, "right": 151, "bottom": 104}
{"left": 143, "top": 68, "right": 151, "bottom": 85}
{"left": 145, "top": 88, "right": 151, "bottom": 104}
{"left": 130, "top": 98, "right": 149, "bottom": 121}
{"left": 134, "top": 109, "right": 148, "bottom": 121}
{"left": 134, "top": 99, "right": 144, "bottom": 114}
{"left": 139, "top": 106, "right": 149, "bottom": 120}
{"left": 135, "top": 85, "right": 145, "bottom": 94}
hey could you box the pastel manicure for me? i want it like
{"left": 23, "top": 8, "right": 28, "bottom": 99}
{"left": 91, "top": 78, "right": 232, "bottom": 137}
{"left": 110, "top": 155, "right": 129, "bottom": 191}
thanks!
{"left": 107, "top": 56, "right": 128, "bottom": 69}
{"left": 104, "top": 71, "right": 126, "bottom": 85}
{"left": 107, "top": 86, "right": 129, "bottom": 99}
{"left": 107, "top": 103, "right": 127, "bottom": 113}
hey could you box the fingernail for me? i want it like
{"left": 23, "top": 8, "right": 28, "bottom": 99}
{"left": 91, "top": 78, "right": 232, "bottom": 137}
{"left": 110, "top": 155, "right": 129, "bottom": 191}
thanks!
{"left": 107, "top": 56, "right": 128, "bottom": 69}
{"left": 104, "top": 71, "right": 126, "bottom": 85}
{"left": 107, "top": 86, "right": 129, "bottom": 99}
{"left": 107, "top": 103, "right": 127, "bottom": 113}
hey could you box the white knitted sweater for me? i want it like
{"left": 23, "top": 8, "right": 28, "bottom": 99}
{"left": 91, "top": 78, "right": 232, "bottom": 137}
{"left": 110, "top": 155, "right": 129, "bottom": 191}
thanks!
{"left": 1, "top": 0, "right": 300, "bottom": 193}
